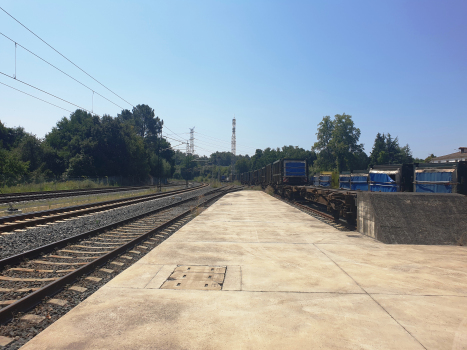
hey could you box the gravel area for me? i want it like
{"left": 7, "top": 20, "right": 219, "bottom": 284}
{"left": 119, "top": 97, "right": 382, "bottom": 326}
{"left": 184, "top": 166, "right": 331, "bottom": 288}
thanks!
{"left": 0, "top": 189, "right": 228, "bottom": 350}
{"left": 0, "top": 185, "right": 212, "bottom": 260}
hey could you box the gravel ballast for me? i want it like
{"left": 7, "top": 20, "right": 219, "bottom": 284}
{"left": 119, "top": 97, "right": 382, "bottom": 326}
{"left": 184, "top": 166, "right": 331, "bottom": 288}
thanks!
{"left": 0, "top": 186, "right": 212, "bottom": 260}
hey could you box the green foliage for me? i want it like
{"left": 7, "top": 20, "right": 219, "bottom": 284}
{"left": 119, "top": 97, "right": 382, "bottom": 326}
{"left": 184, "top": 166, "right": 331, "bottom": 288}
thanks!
{"left": 0, "top": 148, "right": 29, "bottom": 184}
{"left": 0, "top": 104, "right": 177, "bottom": 187}
{"left": 369, "top": 133, "right": 414, "bottom": 166}
{"left": 248, "top": 146, "right": 316, "bottom": 171}
{"left": 312, "top": 113, "right": 365, "bottom": 172}
{"left": 210, "top": 151, "right": 233, "bottom": 166}
{"left": 235, "top": 158, "right": 249, "bottom": 173}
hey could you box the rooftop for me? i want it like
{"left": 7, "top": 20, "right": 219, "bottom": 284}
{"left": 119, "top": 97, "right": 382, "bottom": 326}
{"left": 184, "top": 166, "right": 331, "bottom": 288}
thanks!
{"left": 431, "top": 147, "right": 467, "bottom": 161}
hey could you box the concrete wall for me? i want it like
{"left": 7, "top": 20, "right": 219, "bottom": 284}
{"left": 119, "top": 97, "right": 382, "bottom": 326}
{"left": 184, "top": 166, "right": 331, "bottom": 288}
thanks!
{"left": 357, "top": 192, "right": 467, "bottom": 245}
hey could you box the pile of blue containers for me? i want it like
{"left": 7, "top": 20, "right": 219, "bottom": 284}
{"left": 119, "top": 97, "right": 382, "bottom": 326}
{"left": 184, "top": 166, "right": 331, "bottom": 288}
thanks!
{"left": 334, "top": 162, "right": 466, "bottom": 194}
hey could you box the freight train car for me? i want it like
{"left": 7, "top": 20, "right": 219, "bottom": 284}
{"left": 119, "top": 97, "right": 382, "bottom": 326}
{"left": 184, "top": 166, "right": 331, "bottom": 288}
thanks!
{"left": 350, "top": 170, "right": 369, "bottom": 191}
{"left": 319, "top": 172, "right": 332, "bottom": 187}
{"left": 339, "top": 172, "right": 351, "bottom": 189}
{"left": 369, "top": 164, "right": 414, "bottom": 192}
{"left": 414, "top": 161, "right": 467, "bottom": 194}
{"left": 272, "top": 159, "right": 308, "bottom": 186}
{"left": 261, "top": 167, "right": 266, "bottom": 186}
{"left": 265, "top": 163, "right": 273, "bottom": 186}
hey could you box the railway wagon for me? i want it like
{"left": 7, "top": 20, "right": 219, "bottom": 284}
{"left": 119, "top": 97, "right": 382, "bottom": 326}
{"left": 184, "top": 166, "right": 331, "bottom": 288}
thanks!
{"left": 414, "top": 161, "right": 467, "bottom": 194}
{"left": 240, "top": 172, "right": 248, "bottom": 185}
{"left": 319, "top": 172, "right": 332, "bottom": 187}
{"left": 265, "top": 163, "right": 273, "bottom": 185}
{"left": 310, "top": 175, "right": 319, "bottom": 186}
{"left": 260, "top": 167, "right": 266, "bottom": 186}
{"left": 369, "top": 164, "right": 414, "bottom": 192}
{"left": 350, "top": 170, "right": 369, "bottom": 191}
{"left": 272, "top": 159, "right": 308, "bottom": 185}
{"left": 339, "top": 172, "right": 351, "bottom": 189}
{"left": 253, "top": 169, "right": 260, "bottom": 185}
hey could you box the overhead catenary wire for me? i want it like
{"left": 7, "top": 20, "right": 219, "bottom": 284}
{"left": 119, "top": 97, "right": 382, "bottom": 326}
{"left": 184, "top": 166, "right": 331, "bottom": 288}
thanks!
{"left": 0, "top": 81, "right": 73, "bottom": 113}
{"left": 163, "top": 134, "right": 188, "bottom": 144}
{"left": 195, "top": 130, "right": 258, "bottom": 149}
{"left": 0, "top": 6, "right": 135, "bottom": 108}
{"left": 0, "top": 32, "right": 125, "bottom": 110}
{"left": 194, "top": 137, "right": 252, "bottom": 154}
{"left": 194, "top": 132, "right": 256, "bottom": 153}
{"left": 0, "top": 71, "right": 100, "bottom": 116}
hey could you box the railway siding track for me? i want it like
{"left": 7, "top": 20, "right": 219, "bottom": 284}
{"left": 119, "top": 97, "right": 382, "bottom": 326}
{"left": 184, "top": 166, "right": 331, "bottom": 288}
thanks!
{"left": 0, "top": 183, "right": 186, "bottom": 204}
{"left": 0, "top": 185, "right": 240, "bottom": 326}
{"left": 0, "top": 184, "right": 206, "bottom": 233}
{"left": 272, "top": 194, "right": 354, "bottom": 231}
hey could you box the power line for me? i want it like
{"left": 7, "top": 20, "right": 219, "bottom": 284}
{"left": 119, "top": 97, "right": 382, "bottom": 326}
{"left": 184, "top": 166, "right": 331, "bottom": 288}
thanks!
{"left": 163, "top": 134, "right": 188, "bottom": 144}
{"left": 0, "top": 81, "right": 72, "bottom": 113}
{"left": 195, "top": 131, "right": 257, "bottom": 151}
{"left": 164, "top": 125, "right": 189, "bottom": 140}
{"left": 195, "top": 130, "right": 257, "bottom": 149}
{"left": 194, "top": 137, "right": 251, "bottom": 154}
{"left": 0, "top": 6, "right": 134, "bottom": 108}
{"left": 0, "top": 32, "right": 125, "bottom": 110}
{"left": 0, "top": 71, "right": 99, "bottom": 116}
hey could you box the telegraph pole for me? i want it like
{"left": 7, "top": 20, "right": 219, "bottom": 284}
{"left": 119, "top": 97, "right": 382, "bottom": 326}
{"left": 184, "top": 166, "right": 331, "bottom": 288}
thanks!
{"left": 231, "top": 116, "right": 236, "bottom": 180}
{"left": 158, "top": 125, "right": 162, "bottom": 192}
{"left": 189, "top": 127, "right": 195, "bottom": 155}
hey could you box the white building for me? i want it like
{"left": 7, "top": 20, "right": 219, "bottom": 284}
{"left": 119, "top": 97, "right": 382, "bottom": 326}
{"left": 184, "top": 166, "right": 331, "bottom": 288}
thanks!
{"left": 431, "top": 147, "right": 467, "bottom": 163}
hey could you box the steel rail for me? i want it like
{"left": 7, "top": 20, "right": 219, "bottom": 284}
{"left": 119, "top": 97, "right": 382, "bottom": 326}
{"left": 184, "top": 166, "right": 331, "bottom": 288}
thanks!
{"left": 0, "top": 186, "right": 241, "bottom": 324}
{"left": 272, "top": 194, "right": 336, "bottom": 221}
{"left": 0, "top": 183, "right": 187, "bottom": 204}
{"left": 0, "top": 184, "right": 207, "bottom": 232}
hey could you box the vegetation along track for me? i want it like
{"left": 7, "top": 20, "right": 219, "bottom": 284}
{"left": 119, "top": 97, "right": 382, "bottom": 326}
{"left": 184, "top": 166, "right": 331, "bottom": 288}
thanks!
{"left": 272, "top": 194, "right": 355, "bottom": 231}
{"left": 0, "top": 185, "right": 240, "bottom": 326}
{"left": 0, "top": 184, "right": 206, "bottom": 233}
{"left": 0, "top": 183, "right": 186, "bottom": 205}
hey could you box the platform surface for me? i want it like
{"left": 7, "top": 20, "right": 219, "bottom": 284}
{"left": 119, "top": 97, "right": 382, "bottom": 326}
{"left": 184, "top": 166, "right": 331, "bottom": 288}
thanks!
{"left": 21, "top": 191, "right": 467, "bottom": 350}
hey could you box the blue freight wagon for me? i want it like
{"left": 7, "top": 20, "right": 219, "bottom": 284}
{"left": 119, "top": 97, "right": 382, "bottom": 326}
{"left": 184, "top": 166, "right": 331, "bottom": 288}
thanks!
{"left": 339, "top": 172, "right": 351, "bottom": 189}
{"left": 272, "top": 159, "right": 308, "bottom": 185}
{"left": 414, "top": 161, "right": 467, "bottom": 194}
{"left": 350, "top": 170, "right": 369, "bottom": 191}
{"left": 319, "top": 172, "right": 332, "bottom": 187}
{"left": 369, "top": 164, "right": 414, "bottom": 192}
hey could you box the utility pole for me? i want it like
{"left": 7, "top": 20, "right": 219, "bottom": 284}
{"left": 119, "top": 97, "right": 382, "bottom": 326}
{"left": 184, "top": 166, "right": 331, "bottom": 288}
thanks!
{"left": 158, "top": 125, "right": 163, "bottom": 192}
{"left": 231, "top": 115, "right": 236, "bottom": 181}
{"left": 189, "top": 127, "right": 195, "bottom": 155}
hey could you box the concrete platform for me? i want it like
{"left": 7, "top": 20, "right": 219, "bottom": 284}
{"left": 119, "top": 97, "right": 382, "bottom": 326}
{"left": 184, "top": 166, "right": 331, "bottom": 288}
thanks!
{"left": 21, "top": 191, "right": 467, "bottom": 350}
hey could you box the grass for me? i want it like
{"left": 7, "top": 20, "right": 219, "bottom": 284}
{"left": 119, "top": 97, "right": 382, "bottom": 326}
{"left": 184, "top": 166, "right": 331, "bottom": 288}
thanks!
{"left": 0, "top": 185, "right": 180, "bottom": 218}
{"left": 0, "top": 180, "right": 115, "bottom": 194}
{"left": 244, "top": 185, "right": 262, "bottom": 191}
{"left": 264, "top": 185, "right": 275, "bottom": 196}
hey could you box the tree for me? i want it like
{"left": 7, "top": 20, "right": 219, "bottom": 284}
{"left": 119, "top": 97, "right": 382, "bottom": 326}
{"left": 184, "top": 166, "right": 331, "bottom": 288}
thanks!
{"left": 235, "top": 158, "right": 250, "bottom": 173}
{"left": 369, "top": 133, "right": 386, "bottom": 165}
{"left": 400, "top": 144, "right": 414, "bottom": 164}
{"left": 425, "top": 154, "right": 436, "bottom": 163}
{"left": 312, "top": 113, "right": 364, "bottom": 172}
{"left": 120, "top": 105, "right": 162, "bottom": 138}
{"left": 16, "top": 134, "right": 43, "bottom": 172}
{"left": 369, "top": 133, "right": 414, "bottom": 166}
{"left": 0, "top": 148, "right": 29, "bottom": 184}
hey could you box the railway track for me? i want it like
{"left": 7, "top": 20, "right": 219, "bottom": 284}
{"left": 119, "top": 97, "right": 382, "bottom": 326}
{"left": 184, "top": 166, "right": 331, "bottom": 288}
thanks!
{"left": 0, "top": 182, "right": 186, "bottom": 204}
{"left": 272, "top": 194, "right": 354, "bottom": 231}
{"left": 0, "top": 184, "right": 206, "bottom": 233}
{"left": 0, "top": 185, "right": 240, "bottom": 325}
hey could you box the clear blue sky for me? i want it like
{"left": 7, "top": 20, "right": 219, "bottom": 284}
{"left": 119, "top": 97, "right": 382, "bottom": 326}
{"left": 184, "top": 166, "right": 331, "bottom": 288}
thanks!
{"left": 1, "top": 0, "right": 466, "bottom": 158}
